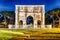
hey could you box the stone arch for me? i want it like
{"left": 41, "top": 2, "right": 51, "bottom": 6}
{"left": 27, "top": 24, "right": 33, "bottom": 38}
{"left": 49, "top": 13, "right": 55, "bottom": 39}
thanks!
{"left": 15, "top": 5, "right": 45, "bottom": 29}
{"left": 26, "top": 16, "right": 34, "bottom": 28}
{"left": 37, "top": 20, "right": 41, "bottom": 28}
{"left": 19, "top": 20, "right": 23, "bottom": 28}
{"left": 26, "top": 16, "right": 34, "bottom": 24}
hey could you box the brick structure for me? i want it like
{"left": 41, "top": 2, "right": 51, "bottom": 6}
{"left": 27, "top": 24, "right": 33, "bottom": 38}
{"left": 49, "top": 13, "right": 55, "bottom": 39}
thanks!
{"left": 15, "top": 5, "right": 45, "bottom": 29}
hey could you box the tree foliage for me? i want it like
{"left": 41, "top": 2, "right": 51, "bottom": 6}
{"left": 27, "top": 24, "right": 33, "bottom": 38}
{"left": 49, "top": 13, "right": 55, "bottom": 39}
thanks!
{"left": 45, "top": 8, "right": 60, "bottom": 27}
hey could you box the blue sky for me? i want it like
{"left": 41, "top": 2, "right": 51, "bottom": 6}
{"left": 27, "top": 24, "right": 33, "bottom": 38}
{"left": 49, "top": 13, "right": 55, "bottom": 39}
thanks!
{"left": 0, "top": 0, "right": 60, "bottom": 12}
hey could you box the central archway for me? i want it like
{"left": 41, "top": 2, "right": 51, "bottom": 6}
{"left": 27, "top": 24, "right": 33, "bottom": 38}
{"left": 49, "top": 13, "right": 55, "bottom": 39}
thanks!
{"left": 26, "top": 16, "right": 34, "bottom": 28}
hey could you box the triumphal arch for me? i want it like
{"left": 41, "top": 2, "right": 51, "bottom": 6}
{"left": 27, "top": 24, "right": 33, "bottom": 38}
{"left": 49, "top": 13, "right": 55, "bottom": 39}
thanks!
{"left": 15, "top": 5, "right": 45, "bottom": 29}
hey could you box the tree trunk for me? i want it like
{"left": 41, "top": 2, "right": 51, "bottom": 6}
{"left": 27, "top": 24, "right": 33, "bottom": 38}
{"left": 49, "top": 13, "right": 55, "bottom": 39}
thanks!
{"left": 59, "top": 18, "right": 60, "bottom": 28}
{"left": 4, "top": 15, "right": 7, "bottom": 28}
{"left": 56, "top": 14, "right": 60, "bottom": 28}
{"left": 56, "top": 16, "right": 60, "bottom": 28}
{"left": 53, "top": 18, "right": 55, "bottom": 28}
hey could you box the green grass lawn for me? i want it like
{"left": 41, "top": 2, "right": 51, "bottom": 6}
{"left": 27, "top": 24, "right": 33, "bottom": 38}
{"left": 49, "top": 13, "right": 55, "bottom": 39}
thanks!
{"left": 0, "top": 28, "right": 60, "bottom": 40}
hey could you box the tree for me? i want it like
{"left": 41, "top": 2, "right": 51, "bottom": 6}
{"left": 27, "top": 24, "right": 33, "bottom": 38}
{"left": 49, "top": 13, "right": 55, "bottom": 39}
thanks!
{"left": 55, "top": 10, "right": 60, "bottom": 27}
{"left": 1, "top": 11, "right": 9, "bottom": 28}
{"left": 46, "top": 8, "right": 60, "bottom": 28}
{"left": 8, "top": 11, "right": 15, "bottom": 24}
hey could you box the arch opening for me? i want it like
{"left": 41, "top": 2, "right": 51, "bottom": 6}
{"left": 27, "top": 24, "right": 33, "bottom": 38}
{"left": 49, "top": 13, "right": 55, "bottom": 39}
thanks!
{"left": 26, "top": 16, "right": 34, "bottom": 28}
{"left": 37, "top": 20, "right": 41, "bottom": 28}
{"left": 19, "top": 20, "right": 23, "bottom": 28}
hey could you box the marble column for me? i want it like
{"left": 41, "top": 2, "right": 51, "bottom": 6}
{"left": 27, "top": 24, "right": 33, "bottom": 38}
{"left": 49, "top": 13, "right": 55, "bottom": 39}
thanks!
{"left": 34, "top": 20, "right": 37, "bottom": 29}
{"left": 41, "top": 5, "right": 45, "bottom": 29}
{"left": 15, "top": 5, "right": 19, "bottom": 29}
{"left": 23, "top": 20, "right": 26, "bottom": 29}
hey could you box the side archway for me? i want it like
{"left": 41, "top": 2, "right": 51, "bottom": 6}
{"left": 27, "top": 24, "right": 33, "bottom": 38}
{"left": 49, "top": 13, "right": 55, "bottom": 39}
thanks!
{"left": 37, "top": 20, "right": 41, "bottom": 28}
{"left": 19, "top": 20, "right": 23, "bottom": 28}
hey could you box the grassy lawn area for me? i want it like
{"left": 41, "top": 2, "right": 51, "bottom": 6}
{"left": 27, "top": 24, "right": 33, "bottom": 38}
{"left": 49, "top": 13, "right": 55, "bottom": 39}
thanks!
{"left": 0, "top": 28, "right": 60, "bottom": 40}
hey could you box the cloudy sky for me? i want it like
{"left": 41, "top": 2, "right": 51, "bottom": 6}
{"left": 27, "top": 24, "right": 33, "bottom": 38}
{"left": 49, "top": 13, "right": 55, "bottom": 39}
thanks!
{"left": 0, "top": 0, "right": 60, "bottom": 12}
